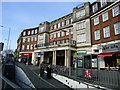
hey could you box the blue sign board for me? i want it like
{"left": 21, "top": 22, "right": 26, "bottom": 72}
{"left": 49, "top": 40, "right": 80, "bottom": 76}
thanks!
{"left": 38, "top": 53, "right": 44, "bottom": 56}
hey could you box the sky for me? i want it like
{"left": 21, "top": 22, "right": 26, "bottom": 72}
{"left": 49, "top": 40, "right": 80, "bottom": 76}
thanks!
{"left": 1, "top": 0, "right": 95, "bottom": 51}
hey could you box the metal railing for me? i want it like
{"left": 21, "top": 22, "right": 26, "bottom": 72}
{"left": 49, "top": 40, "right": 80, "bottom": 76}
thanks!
{"left": 50, "top": 65, "right": 120, "bottom": 89}
{"left": 36, "top": 39, "right": 76, "bottom": 48}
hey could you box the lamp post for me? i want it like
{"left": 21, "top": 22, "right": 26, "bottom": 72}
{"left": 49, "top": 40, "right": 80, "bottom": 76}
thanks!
{"left": 0, "top": 25, "right": 11, "bottom": 51}
{"left": 62, "top": 29, "right": 71, "bottom": 76}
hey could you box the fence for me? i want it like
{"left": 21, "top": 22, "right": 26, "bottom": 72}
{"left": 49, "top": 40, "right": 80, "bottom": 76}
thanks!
{"left": 50, "top": 65, "right": 120, "bottom": 89}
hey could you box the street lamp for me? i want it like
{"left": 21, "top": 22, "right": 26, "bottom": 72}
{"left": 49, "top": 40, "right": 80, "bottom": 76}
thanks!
{"left": 62, "top": 29, "right": 71, "bottom": 76}
{"left": 0, "top": 25, "right": 11, "bottom": 51}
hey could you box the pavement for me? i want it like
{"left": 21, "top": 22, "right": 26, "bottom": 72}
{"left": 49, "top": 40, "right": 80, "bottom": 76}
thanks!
{"left": 28, "top": 65, "right": 72, "bottom": 89}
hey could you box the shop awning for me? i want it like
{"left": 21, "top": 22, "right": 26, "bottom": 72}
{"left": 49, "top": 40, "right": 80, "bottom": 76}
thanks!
{"left": 98, "top": 51, "right": 120, "bottom": 57}
{"left": 20, "top": 53, "right": 32, "bottom": 57}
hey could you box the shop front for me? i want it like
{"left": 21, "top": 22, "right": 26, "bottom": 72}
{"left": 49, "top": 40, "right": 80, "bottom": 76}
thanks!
{"left": 20, "top": 53, "right": 32, "bottom": 64}
{"left": 98, "top": 43, "right": 120, "bottom": 70}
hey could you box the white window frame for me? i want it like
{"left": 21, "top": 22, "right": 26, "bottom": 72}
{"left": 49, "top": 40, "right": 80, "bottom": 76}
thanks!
{"left": 101, "top": 0, "right": 107, "bottom": 7}
{"left": 66, "top": 19, "right": 69, "bottom": 25}
{"left": 27, "top": 45, "right": 29, "bottom": 50}
{"left": 57, "top": 32, "right": 60, "bottom": 37}
{"left": 22, "top": 45, "right": 25, "bottom": 50}
{"left": 94, "top": 17, "right": 99, "bottom": 25}
{"left": 31, "top": 30, "right": 34, "bottom": 34}
{"left": 30, "top": 45, "right": 33, "bottom": 50}
{"left": 114, "top": 22, "right": 120, "bottom": 35}
{"left": 58, "top": 23, "right": 60, "bottom": 28}
{"left": 94, "top": 30, "right": 100, "bottom": 40}
{"left": 28, "top": 31, "right": 30, "bottom": 35}
{"left": 34, "top": 44, "right": 36, "bottom": 49}
{"left": 35, "top": 29, "right": 37, "bottom": 34}
{"left": 77, "top": 21, "right": 86, "bottom": 30}
{"left": 71, "top": 29, "right": 73, "bottom": 34}
{"left": 39, "top": 27, "right": 44, "bottom": 32}
{"left": 103, "top": 26, "right": 110, "bottom": 38}
{"left": 23, "top": 38, "right": 26, "bottom": 43}
{"left": 54, "top": 33, "right": 56, "bottom": 38}
{"left": 34, "top": 37, "right": 37, "bottom": 41}
{"left": 76, "top": 9, "right": 85, "bottom": 18}
{"left": 62, "top": 21, "right": 64, "bottom": 27}
{"left": 54, "top": 24, "right": 57, "bottom": 29}
{"left": 66, "top": 30, "right": 69, "bottom": 35}
{"left": 102, "top": 12, "right": 108, "bottom": 22}
{"left": 23, "top": 31, "right": 26, "bottom": 36}
{"left": 27, "top": 38, "right": 30, "bottom": 42}
{"left": 62, "top": 31, "right": 65, "bottom": 36}
{"left": 112, "top": 6, "right": 119, "bottom": 17}
{"left": 92, "top": 3, "right": 98, "bottom": 13}
{"left": 77, "top": 33, "right": 86, "bottom": 43}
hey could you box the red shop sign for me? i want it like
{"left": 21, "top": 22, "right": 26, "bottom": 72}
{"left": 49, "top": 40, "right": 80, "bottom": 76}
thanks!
{"left": 21, "top": 53, "right": 32, "bottom": 57}
{"left": 84, "top": 69, "right": 92, "bottom": 78}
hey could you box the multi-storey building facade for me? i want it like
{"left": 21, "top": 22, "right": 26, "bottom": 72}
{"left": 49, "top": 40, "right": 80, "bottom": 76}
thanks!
{"left": 17, "top": 27, "right": 39, "bottom": 64}
{"left": 72, "top": 2, "right": 92, "bottom": 68}
{"left": 16, "top": 0, "right": 120, "bottom": 69}
{"left": 91, "top": 0, "right": 120, "bottom": 69}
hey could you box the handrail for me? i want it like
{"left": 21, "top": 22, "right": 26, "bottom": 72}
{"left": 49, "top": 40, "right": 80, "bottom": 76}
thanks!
{"left": 0, "top": 73, "right": 22, "bottom": 89}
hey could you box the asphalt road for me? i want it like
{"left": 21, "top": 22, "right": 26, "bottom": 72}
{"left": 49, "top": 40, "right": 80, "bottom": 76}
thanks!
{"left": 28, "top": 65, "right": 72, "bottom": 89}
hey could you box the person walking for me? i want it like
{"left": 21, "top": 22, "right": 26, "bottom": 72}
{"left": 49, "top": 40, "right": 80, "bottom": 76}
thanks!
{"left": 46, "top": 65, "right": 52, "bottom": 79}
{"left": 40, "top": 64, "right": 45, "bottom": 78}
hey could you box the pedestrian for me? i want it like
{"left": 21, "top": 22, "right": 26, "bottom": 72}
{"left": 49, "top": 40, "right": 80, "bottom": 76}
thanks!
{"left": 40, "top": 64, "right": 45, "bottom": 78}
{"left": 46, "top": 65, "right": 52, "bottom": 79}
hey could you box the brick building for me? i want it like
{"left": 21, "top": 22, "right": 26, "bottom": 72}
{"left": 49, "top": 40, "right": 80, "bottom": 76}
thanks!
{"left": 90, "top": 0, "right": 120, "bottom": 69}
{"left": 16, "top": 0, "right": 120, "bottom": 68}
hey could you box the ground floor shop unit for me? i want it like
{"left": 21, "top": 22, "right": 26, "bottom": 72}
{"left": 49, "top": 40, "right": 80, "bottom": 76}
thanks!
{"left": 33, "top": 46, "right": 76, "bottom": 67}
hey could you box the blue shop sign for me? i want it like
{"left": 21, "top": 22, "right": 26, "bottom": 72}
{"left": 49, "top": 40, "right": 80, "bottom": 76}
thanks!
{"left": 38, "top": 53, "right": 44, "bottom": 56}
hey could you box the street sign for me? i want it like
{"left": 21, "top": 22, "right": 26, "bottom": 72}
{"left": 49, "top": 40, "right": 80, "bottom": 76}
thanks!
{"left": 38, "top": 53, "right": 44, "bottom": 56}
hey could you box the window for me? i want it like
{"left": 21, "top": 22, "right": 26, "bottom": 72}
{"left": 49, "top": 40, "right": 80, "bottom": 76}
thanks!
{"left": 62, "top": 21, "right": 64, "bottom": 27}
{"left": 54, "top": 24, "right": 57, "bottom": 29}
{"left": 62, "top": 31, "right": 65, "bottom": 36}
{"left": 66, "top": 30, "right": 69, "bottom": 35}
{"left": 39, "top": 27, "right": 44, "bottom": 32}
{"left": 22, "top": 45, "right": 25, "bottom": 50}
{"left": 103, "top": 26, "right": 110, "bottom": 38}
{"left": 34, "top": 37, "right": 37, "bottom": 41}
{"left": 58, "top": 23, "right": 60, "bottom": 28}
{"left": 27, "top": 45, "right": 29, "bottom": 50}
{"left": 94, "top": 30, "right": 100, "bottom": 40}
{"left": 31, "top": 45, "right": 33, "bottom": 50}
{"left": 58, "top": 32, "right": 60, "bottom": 37}
{"left": 31, "top": 37, "right": 33, "bottom": 41}
{"left": 23, "top": 38, "right": 26, "bottom": 43}
{"left": 76, "top": 9, "right": 85, "bottom": 18}
{"left": 71, "top": 29, "right": 73, "bottom": 34}
{"left": 39, "top": 35, "right": 43, "bottom": 40}
{"left": 34, "top": 44, "right": 36, "bottom": 49}
{"left": 23, "top": 31, "right": 26, "bottom": 36}
{"left": 114, "top": 22, "right": 120, "bottom": 35}
{"left": 35, "top": 29, "right": 37, "bottom": 34}
{"left": 77, "top": 33, "right": 86, "bottom": 42}
{"left": 54, "top": 33, "right": 56, "bottom": 38}
{"left": 77, "top": 21, "right": 86, "bottom": 30}
{"left": 112, "top": 6, "right": 119, "bottom": 17}
{"left": 31, "top": 30, "right": 34, "bottom": 34}
{"left": 27, "top": 38, "right": 30, "bottom": 42}
{"left": 57, "top": 41, "right": 60, "bottom": 44}
{"left": 28, "top": 31, "right": 30, "bottom": 35}
{"left": 102, "top": 12, "right": 108, "bottom": 22}
{"left": 94, "top": 17, "right": 99, "bottom": 25}
{"left": 101, "top": 0, "right": 107, "bottom": 7}
{"left": 92, "top": 3, "right": 98, "bottom": 13}
{"left": 66, "top": 19, "right": 69, "bottom": 25}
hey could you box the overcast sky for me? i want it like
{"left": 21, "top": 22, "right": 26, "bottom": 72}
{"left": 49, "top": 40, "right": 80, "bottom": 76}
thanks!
{"left": 1, "top": 0, "right": 95, "bottom": 51}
